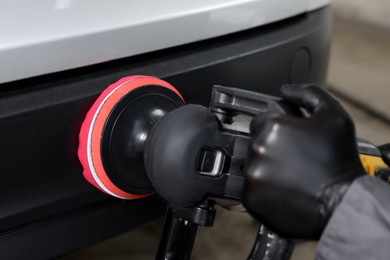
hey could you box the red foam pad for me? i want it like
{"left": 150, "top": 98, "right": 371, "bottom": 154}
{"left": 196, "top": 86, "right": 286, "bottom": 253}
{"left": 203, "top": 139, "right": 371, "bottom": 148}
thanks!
{"left": 78, "top": 75, "right": 184, "bottom": 199}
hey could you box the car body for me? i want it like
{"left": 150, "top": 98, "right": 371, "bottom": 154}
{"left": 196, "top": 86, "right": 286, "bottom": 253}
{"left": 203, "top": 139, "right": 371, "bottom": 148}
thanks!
{"left": 0, "top": 1, "right": 331, "bottom": 258}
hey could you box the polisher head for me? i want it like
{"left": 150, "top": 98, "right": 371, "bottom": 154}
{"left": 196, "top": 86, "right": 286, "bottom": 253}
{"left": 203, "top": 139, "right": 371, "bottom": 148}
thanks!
{"left": 78, "top": 75, "right": 184, "bottom": 199}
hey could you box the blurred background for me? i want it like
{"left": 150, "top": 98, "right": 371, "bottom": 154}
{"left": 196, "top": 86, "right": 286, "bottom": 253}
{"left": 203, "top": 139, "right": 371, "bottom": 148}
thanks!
{"left": 62, "top": 1, "right": 390, "bottom": 259}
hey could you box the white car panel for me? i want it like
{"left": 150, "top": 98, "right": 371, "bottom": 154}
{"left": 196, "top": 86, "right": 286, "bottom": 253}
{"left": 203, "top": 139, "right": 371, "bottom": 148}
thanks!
{"left": 0, "top": 0, "right": 330, "bottom": 83}
{"left": 307, "top": 0, "right": 331, "bottom": 11}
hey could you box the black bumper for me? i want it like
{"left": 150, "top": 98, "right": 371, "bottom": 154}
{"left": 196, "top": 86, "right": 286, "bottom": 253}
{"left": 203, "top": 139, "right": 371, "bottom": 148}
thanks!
{"left": 0, "top": 7, "right": 332, "bottom": 259}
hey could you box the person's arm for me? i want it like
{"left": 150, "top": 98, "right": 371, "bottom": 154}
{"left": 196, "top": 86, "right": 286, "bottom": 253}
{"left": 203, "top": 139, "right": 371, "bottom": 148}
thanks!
{"left": 318, "top": 142, "right": 390, "bottom": 259}
{"left": 242, "top": 84, "right": 390, "bottom": 258}
{"left": 317, "top": 175, "right": 390, "bottom": 260}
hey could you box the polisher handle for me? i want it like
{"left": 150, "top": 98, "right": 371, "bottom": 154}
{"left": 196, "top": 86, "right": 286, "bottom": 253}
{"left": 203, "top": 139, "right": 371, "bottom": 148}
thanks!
{"left": 248, "top": 225, "right": 294, "bottom": 260}
{"left": 209, "top": 85, "right": 302, "bottom": 125}
{"left": 156, "top": 201, "right": 216, "bottom": 260}
{"left": 156, "top": 207, "right": 198, "bottom": 260}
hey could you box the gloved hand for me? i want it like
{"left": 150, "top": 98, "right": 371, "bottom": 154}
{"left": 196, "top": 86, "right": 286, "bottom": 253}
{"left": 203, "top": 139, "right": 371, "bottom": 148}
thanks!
{"left": 243, "top": 84, "right": 366, "bottom": 240}
{"left": 379, "top": 144, "right": 390, "bottom": 166}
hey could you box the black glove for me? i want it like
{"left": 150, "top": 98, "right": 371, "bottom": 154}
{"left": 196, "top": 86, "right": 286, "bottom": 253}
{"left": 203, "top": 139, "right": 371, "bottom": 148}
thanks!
{"left": 243, "top": 84, "right": 366, "bottom": 240}
{"left": 379, "top": 143, "right": 390, "bottom": 166}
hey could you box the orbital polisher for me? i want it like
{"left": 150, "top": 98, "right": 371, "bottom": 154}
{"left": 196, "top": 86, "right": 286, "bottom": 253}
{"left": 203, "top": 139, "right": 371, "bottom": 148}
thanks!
{"left": 78, "top": 75, "right": 389, "bottom": 260}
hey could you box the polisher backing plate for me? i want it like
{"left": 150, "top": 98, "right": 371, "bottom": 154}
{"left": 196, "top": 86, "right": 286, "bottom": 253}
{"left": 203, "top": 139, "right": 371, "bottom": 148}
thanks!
{"left": 78, "top": 75, "right": 184, "bottom": 199}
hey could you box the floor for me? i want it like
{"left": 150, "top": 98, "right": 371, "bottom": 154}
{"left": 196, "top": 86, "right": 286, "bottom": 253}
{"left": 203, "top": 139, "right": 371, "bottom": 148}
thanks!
{"left": 61, "top": 18, "right": 390, "bottom": 260}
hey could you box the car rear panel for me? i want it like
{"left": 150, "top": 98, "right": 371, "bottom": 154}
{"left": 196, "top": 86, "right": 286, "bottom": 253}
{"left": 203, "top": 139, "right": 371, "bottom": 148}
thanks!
{"left": 0, "top": 5, "right": 332, "bottom": 258}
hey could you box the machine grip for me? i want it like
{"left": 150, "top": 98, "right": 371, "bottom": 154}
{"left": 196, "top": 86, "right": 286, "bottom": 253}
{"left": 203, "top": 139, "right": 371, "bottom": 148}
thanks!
{"left": 156, "top": 207, "right": 198, "bottom": 260}
{"left": 248, "top": 225, "right": 294, "bottom": 260}
{"left": 209, "top": 85, "right": 302, "bottom": 124}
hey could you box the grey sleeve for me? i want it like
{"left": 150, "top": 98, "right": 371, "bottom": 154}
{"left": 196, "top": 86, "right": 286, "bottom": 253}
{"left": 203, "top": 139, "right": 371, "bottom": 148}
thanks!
{"left": 316, "top": 175, "right": 390, "bottom": 260}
